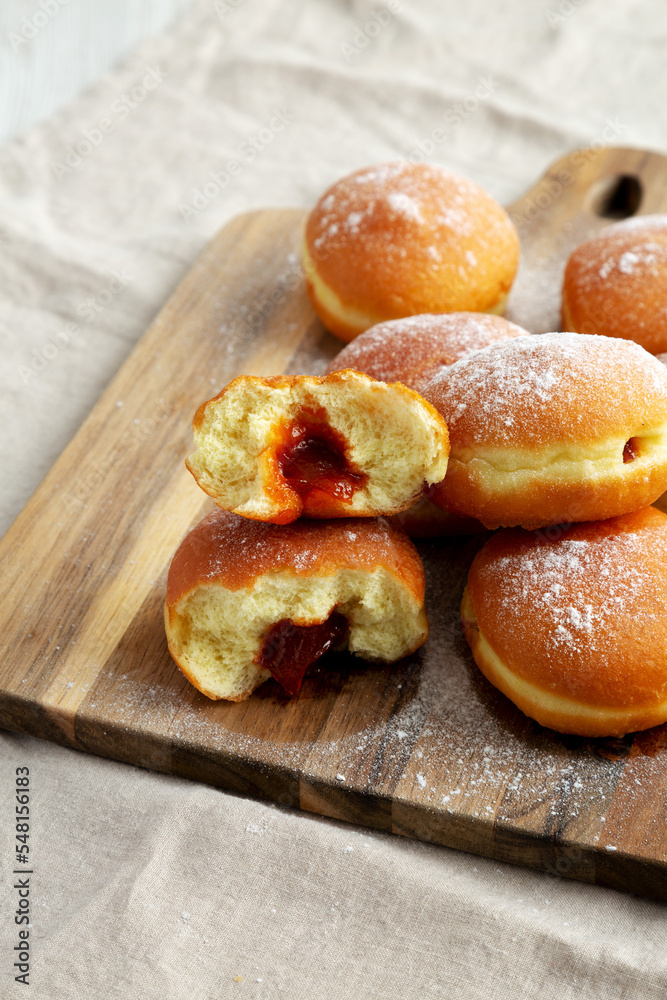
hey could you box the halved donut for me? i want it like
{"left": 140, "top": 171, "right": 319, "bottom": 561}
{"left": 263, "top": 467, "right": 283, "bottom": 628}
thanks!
{"left": 165, "top": 510, "right": 428, "bottom": 700}
{"left": 186, "top": 370, "right": 449, "bottom": 524}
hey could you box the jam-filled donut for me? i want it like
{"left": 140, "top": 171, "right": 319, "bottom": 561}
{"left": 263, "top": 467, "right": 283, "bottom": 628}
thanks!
{"left": 186, "top": 369, "right": 449, "bottom": 524}
{"left": 562, "top": 215, "right": 667, "bottom": 354}
{"left": 461, "top": 507, "right": 667, "bottom": 737}
{"left": 423, "top": 332, "right": 667, "bottom": 530}
{"left": 303, "top": 162, "right": 520, "bottom": 342}
{"left": 324, "top": 312, "right": 528, "bottom": 393}
{"left": 164, "top": 510, "right": 428, "bottom": 701}
{"left": 325, "top": 314, "right": 527, "bottom": 538}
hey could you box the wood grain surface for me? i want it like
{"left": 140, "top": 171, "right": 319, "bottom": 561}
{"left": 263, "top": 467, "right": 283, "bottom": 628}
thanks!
{"left": 1, "top": 145, "right": 667, "bottom": 899}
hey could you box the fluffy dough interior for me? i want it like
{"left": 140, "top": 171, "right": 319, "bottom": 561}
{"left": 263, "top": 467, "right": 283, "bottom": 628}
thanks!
{"left": 165, "top": 567, "right": 428, "bottom": 701}
{"left": 187, "top": 372, "right": 449, "bottom": 522}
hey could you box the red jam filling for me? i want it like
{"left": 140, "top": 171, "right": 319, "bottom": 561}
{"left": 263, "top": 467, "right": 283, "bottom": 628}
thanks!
{"left": 275, "top": 407, "right": 367, "bottom": 506}
{"left": 256, "top": 612, "right": 349, "bottom": 695}
{"left": 623, "top": 438, "right": 640, "bottom": 463}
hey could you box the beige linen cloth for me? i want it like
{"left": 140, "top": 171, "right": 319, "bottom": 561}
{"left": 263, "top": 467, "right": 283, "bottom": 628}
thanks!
{"left": 1, "top": 1, "right": 667, "bottom": 996}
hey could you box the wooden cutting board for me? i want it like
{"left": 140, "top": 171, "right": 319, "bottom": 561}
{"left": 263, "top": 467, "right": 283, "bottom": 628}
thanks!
{"left": 2, "top": 146, "right": 667, "bottom": 900}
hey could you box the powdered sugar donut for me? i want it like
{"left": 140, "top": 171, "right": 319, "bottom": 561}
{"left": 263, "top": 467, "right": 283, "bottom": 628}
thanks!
{"left": 562, "top": 215, "right": 667, "bottom": 354}
{"left": 324, "top": 312, "right": 528, "bottom": 393}
{"left": 303, "top": 163, "right": 520, "bottom": 342}
{"left": 461, "top": 507, "right": 667, "bottom": 736}
{"left": 423, "top": 332, "right": 667, "bottom": 530}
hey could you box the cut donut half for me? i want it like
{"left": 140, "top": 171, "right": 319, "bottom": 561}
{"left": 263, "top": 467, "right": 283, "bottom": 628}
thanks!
{"left": 164, "top": 511, "right": 428, "bottom": 701}
{"left": 186, "top": 369, "right": 450, "bottom": 524}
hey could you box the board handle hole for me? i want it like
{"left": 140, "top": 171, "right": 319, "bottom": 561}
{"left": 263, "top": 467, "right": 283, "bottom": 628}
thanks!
{"left": 593, "top": 174, "right": 642, "bottom": 219}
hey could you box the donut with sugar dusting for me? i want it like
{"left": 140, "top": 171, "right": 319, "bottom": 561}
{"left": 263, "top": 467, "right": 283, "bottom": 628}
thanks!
{"left": 165, "top": 510, "right": 428, "bottom": 701}
{"left": 562, "top": 215, "right": 667, "bottom": 354}
{"left": 325, "top": 313, "right": 527, "bottom": 537}
{"left": 423, "top": 332, "right": 667, "bottom": 530}
{"left": 461, "top": 507, "right": 667, "bottom": 736}
{"left": 324, "top": 312, "right": 528, "bottom": 393}
{"left": 303, "top": 162, "right": 520, "bottom": 343}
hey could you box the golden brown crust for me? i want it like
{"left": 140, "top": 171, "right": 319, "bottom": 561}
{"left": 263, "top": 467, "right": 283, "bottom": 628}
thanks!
{"left": 431, "top": 457, "right": 667, "bottom": 532}
{"left": 303, "top": 162, "right": 519, "bottom": 339}
{"left": 166, "top": 509, "right": 426, "bottom": 609}
{"left": 562, "top": 215, "right": 667, "bottom": 355}
{"left": 424, "top": 332, "right": 667, "bottom": 449}
{"left": 324, "top": 313, "right": 527, "bottom": 392}
{"left": 462, "top": 508, "right": 667, "bottom": 736}
{"left": 186, "top": 369, "right": 450, "bottom": 523}
{"left": 424, "top": 332, "right": 667, "bottom": 529}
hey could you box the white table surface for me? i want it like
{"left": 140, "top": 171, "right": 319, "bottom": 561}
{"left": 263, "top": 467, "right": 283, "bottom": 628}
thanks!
{"left": 0, "top": 0, "right": 193, "bottom": 145}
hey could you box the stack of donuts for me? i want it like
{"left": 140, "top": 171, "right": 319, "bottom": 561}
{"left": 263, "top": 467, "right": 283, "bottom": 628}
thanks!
{"left": 165, "top": 161, "right": 667, "bottom": 739}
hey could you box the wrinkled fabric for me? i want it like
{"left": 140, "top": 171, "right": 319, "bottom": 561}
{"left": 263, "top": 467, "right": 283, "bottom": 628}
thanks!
{"left": 1, "top": 1, "right": 667, "bottom": 996}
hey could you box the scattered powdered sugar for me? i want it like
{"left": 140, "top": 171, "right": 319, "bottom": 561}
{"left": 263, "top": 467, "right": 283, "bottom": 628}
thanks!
{"left": 110, "top": 530, "right": 667, "bottom": 841}
{"left": 180, "top": 513, "right": 401, "bottom": 592}
{"left": 326, "top": 312, "right": 526, "bottom": 390}
{"left": 597, "top": 243, "right": 664, "bottom": 280}
{"left": 308, "top": 162, "right": 512, "bottom": 267}
{"left": 424, "top": 331, "right": 667, "bottom": 447}
{"left": 386, "top": 191, "right": 424, "bottom": 222}
{"left": 105, "top": 230, "right": 667, "bottom": 854}
{"left": 618, "top": 250, "right": 643, "bottom": 274}
{"left": 344, "top": 210, "right": 368, "bottom": 232}
{"left": 602, "top": 213, "right": 667, "bottom": 234}
{"left": 481, "top": 529, "right": 662, "bottom": 661}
